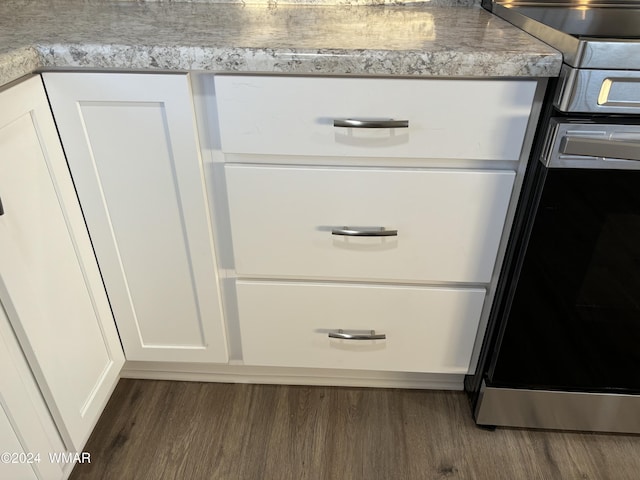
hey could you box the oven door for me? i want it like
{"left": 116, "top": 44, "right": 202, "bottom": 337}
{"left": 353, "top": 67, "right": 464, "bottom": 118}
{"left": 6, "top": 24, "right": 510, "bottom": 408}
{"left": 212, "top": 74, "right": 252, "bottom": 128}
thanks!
{"left": 473, "top": 120, "right": 640, "bottom": 433}
{"left": 488, "top": 119, "right": 640, "bottom": 393}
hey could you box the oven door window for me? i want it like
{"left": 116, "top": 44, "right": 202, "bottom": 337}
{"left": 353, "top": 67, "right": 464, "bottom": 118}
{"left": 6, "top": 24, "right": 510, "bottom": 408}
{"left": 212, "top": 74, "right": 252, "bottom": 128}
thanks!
{"left": 491, "top": 168, "right": 640, "bottom": 393}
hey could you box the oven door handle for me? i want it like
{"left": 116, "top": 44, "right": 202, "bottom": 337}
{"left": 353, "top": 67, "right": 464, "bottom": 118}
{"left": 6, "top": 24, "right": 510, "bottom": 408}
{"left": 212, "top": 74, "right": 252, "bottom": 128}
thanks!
{"left": 561, "top": 136, "right": 640, "bottom": 162}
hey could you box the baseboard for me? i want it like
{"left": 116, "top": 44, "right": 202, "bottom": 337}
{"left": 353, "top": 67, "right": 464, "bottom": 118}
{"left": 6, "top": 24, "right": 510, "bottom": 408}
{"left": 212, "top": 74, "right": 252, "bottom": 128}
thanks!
{"left": 120, "top": 361, "right": 464, "bottom": 390}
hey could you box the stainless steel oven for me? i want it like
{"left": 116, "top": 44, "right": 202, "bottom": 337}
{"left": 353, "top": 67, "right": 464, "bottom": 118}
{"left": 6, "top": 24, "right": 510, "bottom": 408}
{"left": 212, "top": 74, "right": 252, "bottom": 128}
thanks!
{"left": 467, "top": 0, "right": 640, "bottom": 433}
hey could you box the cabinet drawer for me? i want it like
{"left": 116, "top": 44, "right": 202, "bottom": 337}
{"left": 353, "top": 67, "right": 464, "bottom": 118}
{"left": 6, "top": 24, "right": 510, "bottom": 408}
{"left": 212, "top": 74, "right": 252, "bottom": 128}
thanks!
{"left": 226, "top": 165, "right": 515, "bottom": 283}
{"left": 214, "top": 76, "right": 536, "bottom": 160}
{"left": 237, "top": 281, "right": 486, "bottom": 374}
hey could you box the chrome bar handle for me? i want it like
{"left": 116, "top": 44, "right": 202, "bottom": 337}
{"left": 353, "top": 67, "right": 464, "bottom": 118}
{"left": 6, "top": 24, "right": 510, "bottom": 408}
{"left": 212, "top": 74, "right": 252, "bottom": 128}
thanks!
{"left": 331, "top": 226, "right": 398, "bottom": 237}
{"left": 333, "top": 119, "right": 409, "bottom": 129}
{"left": 328, "top": 329, "right": 386, "bottom": 340}
{"left": 561, "top": 136, "right": 640, "bottom": 162}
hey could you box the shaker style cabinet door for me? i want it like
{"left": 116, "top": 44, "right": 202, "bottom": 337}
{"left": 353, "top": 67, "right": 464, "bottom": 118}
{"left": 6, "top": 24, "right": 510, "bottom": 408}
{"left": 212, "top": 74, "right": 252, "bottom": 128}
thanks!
{"left": 0, "top": 302, "right": 67, "bottom": 480}
{"left": 0, "top": 76, "right": 124, "bottom": 451}
{"left": 42, "top": 73, "right": 228, "bottom": 363}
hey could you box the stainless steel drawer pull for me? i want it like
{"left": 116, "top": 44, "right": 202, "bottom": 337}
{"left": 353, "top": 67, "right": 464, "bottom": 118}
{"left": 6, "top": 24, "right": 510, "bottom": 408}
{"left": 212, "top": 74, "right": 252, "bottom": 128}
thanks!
{"left": 333, "top": 119, "right": 409, "bottom": 129}
{"left": 328, "top": 329, "right": 386, "bottom": 340}
{"left": 561, "top": 136, "right": 640, "bottom": 162}
{"left": 331, "top": 226, "right": 398, "bottom": 237}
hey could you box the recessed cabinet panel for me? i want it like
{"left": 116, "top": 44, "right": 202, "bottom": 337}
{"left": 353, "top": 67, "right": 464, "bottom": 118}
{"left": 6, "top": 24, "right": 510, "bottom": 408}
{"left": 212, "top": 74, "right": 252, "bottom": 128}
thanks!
{"left": 0, "top": 76, "right": 124, "bottom": 450}
{"left": 237, "top": 281, "right": 486, "bottom": 374}
{"left": 43, "top": 73, "right": 228, "bottom": 363}
{"left": 78, "top": 103, "right": 205, "bottom": 347}
{"left": 214, "top": 76, "right": 537, "bottom": 161}
{"left": 226, "top": 165, "right": 515, "bottom": 283}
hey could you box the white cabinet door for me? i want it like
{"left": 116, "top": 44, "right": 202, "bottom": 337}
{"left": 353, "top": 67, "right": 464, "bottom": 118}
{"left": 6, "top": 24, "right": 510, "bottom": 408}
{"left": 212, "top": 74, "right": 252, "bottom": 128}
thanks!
{"left": 0, "top": 76, "right": 124, "bottom": 451}
{"left": 0, "top": 412, "right": 38, "bottom": 480}
{"left": 43, "top": 73, "right": 228, "bottom": 363}
{"left": 0, "top": 302, "right": 67, "bottom": 480}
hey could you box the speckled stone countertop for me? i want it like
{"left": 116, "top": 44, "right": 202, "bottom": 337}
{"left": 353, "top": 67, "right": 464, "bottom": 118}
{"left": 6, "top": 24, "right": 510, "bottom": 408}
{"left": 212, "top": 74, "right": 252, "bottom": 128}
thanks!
{"left": 0, "top": 0, "right": 561, "bottom": 87}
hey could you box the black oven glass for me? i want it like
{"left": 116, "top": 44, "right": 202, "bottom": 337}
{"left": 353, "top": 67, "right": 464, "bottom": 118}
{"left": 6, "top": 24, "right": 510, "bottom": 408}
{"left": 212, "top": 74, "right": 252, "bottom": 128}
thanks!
{"left": 489, "top": 168, "right": 640, "bottom": 393}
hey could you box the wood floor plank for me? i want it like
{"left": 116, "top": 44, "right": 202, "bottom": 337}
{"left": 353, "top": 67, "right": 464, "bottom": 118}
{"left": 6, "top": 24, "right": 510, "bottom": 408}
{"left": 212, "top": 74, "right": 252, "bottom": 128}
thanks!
{"left": 70, "top": 379, "right": 640, "bottom": 480}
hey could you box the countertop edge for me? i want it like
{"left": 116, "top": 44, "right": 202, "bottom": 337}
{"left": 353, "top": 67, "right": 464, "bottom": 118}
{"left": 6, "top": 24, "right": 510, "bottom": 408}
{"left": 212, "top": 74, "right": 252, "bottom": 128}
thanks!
{"left": 0, "top": 47, "right": 42, "bottom": 88}
{"left": 0, "top": 43, "right": 562, "bottom": 88}
{"left": 0, "top": 2, "right": 563, "bottom": 87}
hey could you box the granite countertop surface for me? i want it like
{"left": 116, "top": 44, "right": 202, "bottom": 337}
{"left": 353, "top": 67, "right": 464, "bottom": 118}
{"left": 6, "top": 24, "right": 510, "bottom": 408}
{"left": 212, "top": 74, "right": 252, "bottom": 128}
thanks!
{"left": 0, "top": 0, "right": 562, "bottom": 87}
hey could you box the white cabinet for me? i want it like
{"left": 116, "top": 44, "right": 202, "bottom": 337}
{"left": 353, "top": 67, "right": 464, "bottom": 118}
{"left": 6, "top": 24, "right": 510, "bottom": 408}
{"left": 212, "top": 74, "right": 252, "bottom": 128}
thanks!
{"left": 0, "top": 76, "right": 124, "bottom": 452}
{"left": 211, "top": 74, "right": 539, "bottom": 377}
{"left": 43, "top": 73, "right": 228, "bottom": 364}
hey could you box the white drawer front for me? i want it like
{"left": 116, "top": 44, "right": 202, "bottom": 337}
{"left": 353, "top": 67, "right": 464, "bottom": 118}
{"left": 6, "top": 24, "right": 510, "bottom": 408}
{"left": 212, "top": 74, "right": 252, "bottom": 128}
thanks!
{"left": 226, "top": 165, "right": 515, "bottom": 283}
{"left": 237, "top": 281, "right": 486, "bottom": 374}
{"left": 214, "top": 76, "right": 536, "bottom": 160}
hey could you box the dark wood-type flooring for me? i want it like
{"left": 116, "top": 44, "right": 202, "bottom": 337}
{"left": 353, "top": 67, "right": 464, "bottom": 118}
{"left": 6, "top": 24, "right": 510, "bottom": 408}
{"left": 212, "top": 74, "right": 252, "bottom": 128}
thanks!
{"left": 70, "top": 379, "right": 640, "bottom": 480}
